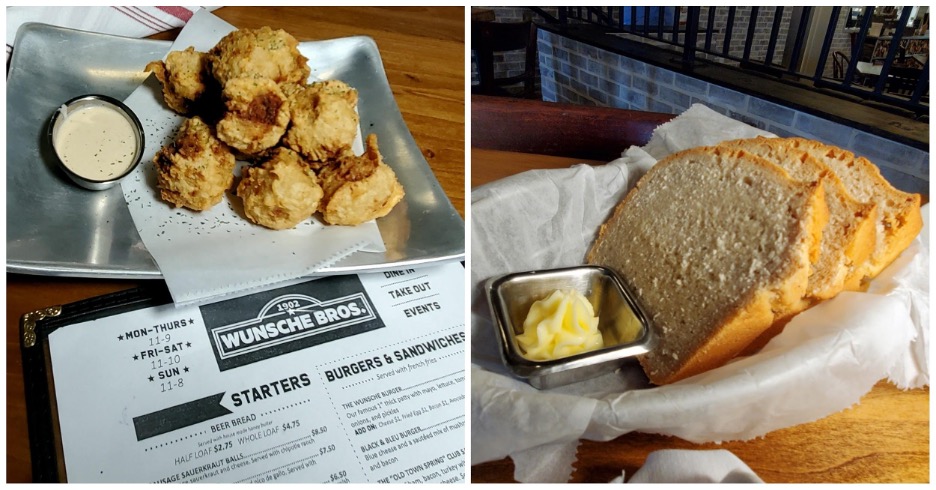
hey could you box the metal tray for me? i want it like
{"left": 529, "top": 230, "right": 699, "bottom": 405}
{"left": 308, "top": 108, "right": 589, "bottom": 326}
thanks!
{"left": 486, "top": 266, "right": 655, "bottom": 389}
{"left": 7, "top": 23, "right": 464, "bottom": 279}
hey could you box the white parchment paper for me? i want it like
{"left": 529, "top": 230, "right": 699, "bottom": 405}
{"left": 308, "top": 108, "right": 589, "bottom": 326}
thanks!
{"left": 470, "top": 104, "right": 929, "bottom": 482}
{"left": 617, "top": 449, "right": 764, "bottom": 483}
{"left": 121, "top": 9, "right": 382, "bottom": 306}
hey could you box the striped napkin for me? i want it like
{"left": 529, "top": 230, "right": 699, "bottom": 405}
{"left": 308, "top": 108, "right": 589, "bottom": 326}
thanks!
{"left": 6, "top": 6, "right": 219, "bottom": 63}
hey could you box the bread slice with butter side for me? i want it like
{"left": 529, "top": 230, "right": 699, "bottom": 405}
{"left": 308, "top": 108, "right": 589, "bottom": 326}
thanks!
{"left": 720, "top": 137, "right": 878, "bottom": 300}
{"left": 586, "top": 146, "right": 827, "bottom": 385}
{"left": 785, "top": 138, "right": 923, "bottom": 287}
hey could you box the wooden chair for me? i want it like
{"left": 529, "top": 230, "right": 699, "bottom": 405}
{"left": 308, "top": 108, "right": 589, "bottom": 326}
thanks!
{"left": 471, "top": 20, "right": 538, "bottom": 98}
{"left": 832, "top": 51, "right": 849, "bottom": 80}
{"left": 472, "top": 95, "right": 674, "bottom": 161}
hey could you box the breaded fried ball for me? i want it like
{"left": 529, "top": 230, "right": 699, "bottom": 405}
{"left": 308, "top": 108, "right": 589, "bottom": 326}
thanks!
{"left": 154, "top": 117, "right": 235, "bottom": 211}
{"left": 279, "top": 81, "right": 307, "bottom": 99}
{"left": 237, "top": 147, "right": 323, "bottom": 230}
{"left": 209, "top": 26, "right": 310, "bottom": 86}
{"left": 283, "top": 80, "right": 359, "bottom": 164}
{"left": 216, "top": 77, "right": 290, "bottom": 155}
{"left": 145, "top": 47, "right": 211, "bottom": 115}
{"left": 318, "top": 134, "right": 404, "bottom": 226}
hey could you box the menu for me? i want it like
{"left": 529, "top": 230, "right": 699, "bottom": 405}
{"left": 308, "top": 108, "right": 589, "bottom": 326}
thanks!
{"left": 47, "top": 262, "right": 465, "bottom": 483}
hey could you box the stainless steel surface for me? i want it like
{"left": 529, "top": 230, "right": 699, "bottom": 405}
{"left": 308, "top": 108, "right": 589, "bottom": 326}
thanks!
{"left": 7, "top": 23, "right": 464, "bottom": 278}
{"left": 487, "top": 266, "right": 656, "bottom": 389}
{"left": 47, "top": 94, "right": 145, "bottom": 191}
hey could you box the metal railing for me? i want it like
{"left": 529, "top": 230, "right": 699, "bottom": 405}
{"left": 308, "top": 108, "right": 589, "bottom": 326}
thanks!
{"left": 553, "top": 6, "right": 929, "bottom": 115}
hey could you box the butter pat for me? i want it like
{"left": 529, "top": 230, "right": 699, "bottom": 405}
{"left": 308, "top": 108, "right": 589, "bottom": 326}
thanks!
{"left": 608, "top": 304, "right": 642, "bottom": 346}
{"left": 516, "top": 289, "right": 603, "bottom": 361}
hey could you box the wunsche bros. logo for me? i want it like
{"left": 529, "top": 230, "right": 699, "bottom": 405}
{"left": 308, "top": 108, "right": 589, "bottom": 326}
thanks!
{"left": 202, "top": 277, "right": 384, "bottom": 371}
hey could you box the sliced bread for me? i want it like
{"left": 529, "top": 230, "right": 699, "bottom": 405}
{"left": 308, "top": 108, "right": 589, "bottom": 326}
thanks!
{"left": 784, "top": 138, "right": 923, "bottom": 286}
{"left": 586, "top": 146, "right": 826, "bottom": 385}
{"left": 719, "top": 137, "right": 878, "bottom": 299}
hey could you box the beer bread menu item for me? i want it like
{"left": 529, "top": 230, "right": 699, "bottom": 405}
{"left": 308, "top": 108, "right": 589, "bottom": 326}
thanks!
{"left": 720, "top": 137, "right": 878, "bottom": 300}
{"left": 587, "top": 138, "right": 923, "bottom": 386}
{"left": 786, "top": 138, "right": 924, "bottom": 287}
{"left": 587, "top": 146, "right": 827, "bottom": 385}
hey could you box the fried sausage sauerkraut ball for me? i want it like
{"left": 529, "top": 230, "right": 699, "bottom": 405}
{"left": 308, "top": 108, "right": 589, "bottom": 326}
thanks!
{"left": 283, "top": 80, "right": 359, "bottom": 165}
{"left": 209, "top": 26, "right": 310, "bottom": 86}
{"left": 154, "top": 117, "right": 235, "bottom": 211}
{"left": 216, "top": 77, "right": 290, "bottom": 155}
{"left": 147, "top": 26, "right": 405, "bottom": 230}
{"left": 318, "top": 134, "right": 404, "bottom": 226}
{"left": 237, "top": 147, "right": 324, "bottom": 230}
{"left": 145, "top": 46, "right": 212, "bottom": 115}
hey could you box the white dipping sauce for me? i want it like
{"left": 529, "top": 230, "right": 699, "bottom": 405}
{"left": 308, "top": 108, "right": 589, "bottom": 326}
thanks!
{"left": 54, "top": 104, "right": 138, "bottom": 180}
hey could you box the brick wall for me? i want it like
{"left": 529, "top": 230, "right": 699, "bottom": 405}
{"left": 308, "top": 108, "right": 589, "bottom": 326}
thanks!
{"left": 538, "top": 29, "right": 928, "bottom": 194}
{"left": 471, "top": 7, "right": 558, "bottom": 89}
{"left": 490, "top": 7, "right": 557, "bottom": 81}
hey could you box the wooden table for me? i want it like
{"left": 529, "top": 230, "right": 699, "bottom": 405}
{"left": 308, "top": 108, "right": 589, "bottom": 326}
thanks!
{"left": 6, "top": 6, "right": 464, "bottom": 483}
{"left": 469, "top": 146, "right": 930, "bottom": 483}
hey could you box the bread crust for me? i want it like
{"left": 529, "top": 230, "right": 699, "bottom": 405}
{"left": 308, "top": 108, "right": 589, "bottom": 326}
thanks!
{"left": 842, "top": 203, "right": 879, "bottom": 290}
{"left": 782, "top": 138, "right": 922, "bottom": 284}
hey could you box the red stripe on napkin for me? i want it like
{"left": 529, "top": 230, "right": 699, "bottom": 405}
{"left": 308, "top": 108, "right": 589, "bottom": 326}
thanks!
{"left": 156, "top": 6, "right": 194, "bottom": 23}
{"left": 111, "top": 6, "right": 162, "bottom": 32}
{"left": 130, "top": 6, "right": 176, "bottom": 31}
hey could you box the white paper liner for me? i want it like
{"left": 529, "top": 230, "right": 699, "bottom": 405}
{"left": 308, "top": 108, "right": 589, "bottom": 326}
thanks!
{"left": 470, "top": 104, "right": 929, "bottom": 482}
{"left": 620, "top": 449, "right": 764, "bottom": 483}
{"left": 121, "top": 9, "right": 383, "bottom": 306}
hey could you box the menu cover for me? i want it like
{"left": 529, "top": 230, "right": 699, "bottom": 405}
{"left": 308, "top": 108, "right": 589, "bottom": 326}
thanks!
{"left": 20, "top": 262, "right": 466, "bottom": 483}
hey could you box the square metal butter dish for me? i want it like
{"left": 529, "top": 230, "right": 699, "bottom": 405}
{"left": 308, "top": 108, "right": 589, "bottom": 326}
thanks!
{"left": 486, "top": 265, "right": 656, "bottom": 389}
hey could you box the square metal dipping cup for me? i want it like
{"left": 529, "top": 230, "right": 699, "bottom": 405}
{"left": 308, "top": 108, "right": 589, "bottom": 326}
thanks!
{"left": 47, "top": 94, "right": 145, "bottom": 191}
{"left": 486, "top": 265, "right": 656, "bottom": 389}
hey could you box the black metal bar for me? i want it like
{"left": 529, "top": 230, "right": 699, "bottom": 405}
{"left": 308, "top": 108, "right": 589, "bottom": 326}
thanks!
{"left": 813, "top": 6, "right": 841, "bottom": 82}
{"left": 628, "top": 7, "right": 636, "bottom": 33}
{"left": 643, "top": 7, "right": 649, "bottom": 36}
{"left": 657, "top": 6, "right": 665, "bottom": 40}
{"left": 704, "top": 6, "right": 715, "bottom": 52}
{"left": 558, "top": 7, "right": 567, "bottom": 25}
{"left": 723, "top": 7, "right": 736, "bottom": 56}
{"left": 764, "top": 7, "right": 784, "bottom": 67}
{"left": 742, "top": 6, "right": 759, "bottom": 61}
{"left": 672, "top": 6, "right": 681, "bottom": 44}
{"left": 787, "top": 6, "right": 811, "bottom": 74}
{"left": 909, "top": 59, "right": 929, "bottom": 105}
{"left": 842, "top": 7, "right": 875, "bottom": 87}
{"left": 529, "top": 7, "right": 560, "bottom": 24}
{"left": 620, "top": 7, "right": 626, "bottom": 31}
{"left": 684, "top": 7, "right": 700, "bottom": 69}
{"left": 873, "top": 6, "right": 913, "bottom": 95}
{"left": 585, "top": 6, "right": 615, "bottom": 27}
